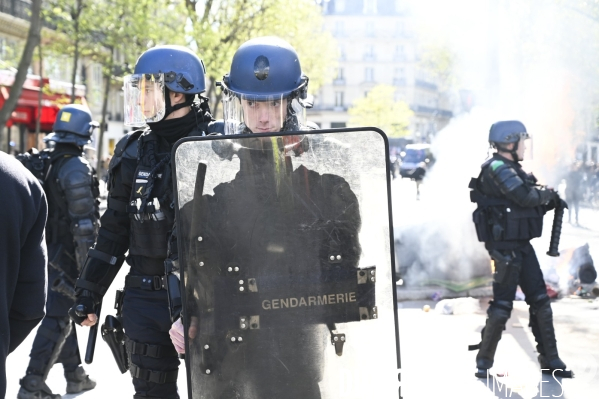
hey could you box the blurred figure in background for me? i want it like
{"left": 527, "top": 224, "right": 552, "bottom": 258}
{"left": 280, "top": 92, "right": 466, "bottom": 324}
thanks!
{"left": 17, "top": 104, "right": 100, "bottom": 399}
{"left": 565, "top": 162, "right": 583, "bottom": 225}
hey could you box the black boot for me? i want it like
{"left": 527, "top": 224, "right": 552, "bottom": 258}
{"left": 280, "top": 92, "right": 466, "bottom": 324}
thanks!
{"left": 65, "top": 366, "right": 96, "bottom": 393}
{"left": 17, "top": 374, "right": 61, "bottom": 399}
{"left": 471, "top": 300, "right": 512, "bottom": 377}
{"left": 530, "top": 298, "right": 574, "bottom": 378}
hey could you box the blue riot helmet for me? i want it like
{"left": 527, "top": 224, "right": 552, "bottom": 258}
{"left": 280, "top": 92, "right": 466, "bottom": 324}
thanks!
{"left": 489, "top": 120, "right": 530, "bottom": 161}
{"left": 123, "top": 45, "right": 207, "bottom": 126}
{"left": 220, "top": 36, "right": 311, "bottom": 135}
{"left": 46, "top": 104, "right": 99, "bottom": 147}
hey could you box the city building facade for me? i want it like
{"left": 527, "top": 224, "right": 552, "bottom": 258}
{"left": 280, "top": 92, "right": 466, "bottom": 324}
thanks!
{"left": 309, "top": 0, "right": 453, "bottom": 141}
{"left": 0, "top": 0, "right": 124, "bottom": 162}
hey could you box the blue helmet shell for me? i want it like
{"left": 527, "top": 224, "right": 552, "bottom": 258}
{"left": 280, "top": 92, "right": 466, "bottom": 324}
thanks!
{"left": 489, "top": 120, "right": 529, "bottom": 144}
{"left": 50, "top": 104, "right": 99, "bottom": 146}
{"left": 134, "top": 45, "right": 206, "bottom": 94}
{"left": 222, "top": 36, "right": 308, "bottom": 100}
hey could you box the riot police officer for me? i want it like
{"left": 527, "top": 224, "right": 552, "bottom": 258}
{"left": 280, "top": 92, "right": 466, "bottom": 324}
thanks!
{"left": 469, "top": 120, "right": 573, "bottom": 378}
{"left": 17, "top": 104, "right": 100, "bottom": 399}
{"left": 170, "top": 37, "right": 362, "bottom": 399}
{"left": 69, "top": 46, "right": 221, "bottom": 399}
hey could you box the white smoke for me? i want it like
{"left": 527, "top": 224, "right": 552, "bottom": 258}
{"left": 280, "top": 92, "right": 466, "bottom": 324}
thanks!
{"left": 394, "top": 0, "right": 599, "bottom": 284}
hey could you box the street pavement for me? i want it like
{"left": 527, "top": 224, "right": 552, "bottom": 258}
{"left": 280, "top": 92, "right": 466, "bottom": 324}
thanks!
{"left": 394, "top": 177, "right": 599, "bottom": 399}
{"left": 4, "top": 177, "right": 599, "bottom": 398}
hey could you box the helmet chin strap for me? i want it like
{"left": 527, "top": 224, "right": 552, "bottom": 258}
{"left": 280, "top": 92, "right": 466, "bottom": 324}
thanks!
{"left": 496, "top": 141, "right": 520, "bottom": 162}
{"left": 163, "top": 89, "right": 194, "bottom": 119}
{"left": 510, "top": 140, "right": 520, "bottom": 162}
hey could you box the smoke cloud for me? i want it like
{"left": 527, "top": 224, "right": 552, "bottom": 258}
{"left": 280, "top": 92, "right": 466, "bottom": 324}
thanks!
{"left": 395, "top": 0, "right": 599, "bottom": 285}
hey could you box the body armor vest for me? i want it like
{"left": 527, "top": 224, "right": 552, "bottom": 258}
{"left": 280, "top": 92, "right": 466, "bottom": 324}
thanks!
{"left": 18, "top": 147, "right": 99, "bottom": 249}
{"left": 126, "top": 128, "right": 205, "bottom": 274}
{"left": 470, "top": 160, "right": 544, "bottom": 244}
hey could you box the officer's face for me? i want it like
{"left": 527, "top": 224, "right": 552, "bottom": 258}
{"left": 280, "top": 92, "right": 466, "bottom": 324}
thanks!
{"left": 139, "top": 81, "right": 163, "bottom": 118}
{"left": 516, "top": 138, "right": 526, "bottom": 161}
{"left": 241, "top": 98, "right": 288, "bottom": 133}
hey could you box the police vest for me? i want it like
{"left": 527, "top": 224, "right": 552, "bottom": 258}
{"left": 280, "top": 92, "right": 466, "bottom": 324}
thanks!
{"left": 17, "top": 147, "right": 100, "bottom": 247}
{"left": 469, "top": 167, "right": 544, "bottom": 243}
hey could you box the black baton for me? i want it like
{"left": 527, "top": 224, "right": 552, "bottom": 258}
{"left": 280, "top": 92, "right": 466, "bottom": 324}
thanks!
{"left": 547, "top": 198, "right": 567, "bottom": 257}
{"left": 84, "top": 301, "right": 102, "bottom": 364}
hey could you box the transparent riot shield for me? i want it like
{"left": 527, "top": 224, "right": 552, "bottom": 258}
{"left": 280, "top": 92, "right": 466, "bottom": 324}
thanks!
{"left": 173, "top": 128, "right": 400, "bottom": 399}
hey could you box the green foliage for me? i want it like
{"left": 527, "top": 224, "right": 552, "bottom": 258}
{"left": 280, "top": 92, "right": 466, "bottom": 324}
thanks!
{"left": 418, "top": 43, "right": 457, "bottom": 91}
{"left": 187, "top": 0, "right": 337, "bottom": 96}
{"left": 348, "top": 85, "right": 413, "bottom": 138}
{"left": 0, "top": 41, "right": 26, "bottom": 70}
{"left": 42, "top": 0, "right": 187, "bottom": 79}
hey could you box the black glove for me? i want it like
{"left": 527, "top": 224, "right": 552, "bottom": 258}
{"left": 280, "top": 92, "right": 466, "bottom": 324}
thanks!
{"left": 68, "top": 293, "right": 96, "bottom": 325}
{"left": 539, "top": 189, "right": 557, "bottom": 209}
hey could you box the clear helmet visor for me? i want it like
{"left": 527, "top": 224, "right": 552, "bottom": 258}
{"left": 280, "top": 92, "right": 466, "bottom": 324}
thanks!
{"left": 222, "top": 90, "right": 306, "bottom": 135}
{"left": 123, "top": 73, "right": 166, "bottom": 126}
{"left": 520, "top": 134, "right": 533, "bottom": 161}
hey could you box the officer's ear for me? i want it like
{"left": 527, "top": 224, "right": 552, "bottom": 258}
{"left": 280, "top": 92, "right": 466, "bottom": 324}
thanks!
{"left": 170, "top": 91, "right": 186, "bottom": 106}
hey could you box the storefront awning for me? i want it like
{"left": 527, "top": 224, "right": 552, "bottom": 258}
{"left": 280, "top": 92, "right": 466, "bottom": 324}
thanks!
{"left": 0, "top": 71, "right": 87, "bottom": 133}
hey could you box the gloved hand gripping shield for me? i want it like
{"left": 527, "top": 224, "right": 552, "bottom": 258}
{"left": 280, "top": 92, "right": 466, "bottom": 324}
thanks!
{"left": 172, "top": 128, "right": 401, "bottom": 399}
{"left": 123, "top": 73, "right": 166, "bottom": 126}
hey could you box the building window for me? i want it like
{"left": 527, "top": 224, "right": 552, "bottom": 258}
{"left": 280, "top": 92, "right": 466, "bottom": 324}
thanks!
{"left": 339, "top": 45, "right": 346, "bottom": 61}
{"left": 394, "top": 22, "right": 405, "bottom": 37}
{"left": 394, "top": 45, "right": 406, "bottom": 61}
{"left": 334, "top": 20, "right": 345, "bottom": 36}
{"left": 334, "top": 68, "right": 345, "bottom": 85}
{"left": 335, "top": 0, "right": 346, "bottom": 13}
{"left": 331, "top": 122, "right": 346, "bottom": 128}
{"left": 395, "top": 0, "right": 405, "bottom": 13}
{"left": 365, "top": 67, "right": 374, "bottom": 82}
{"left": 335, "top": 91, "right": 344, "bottom": 107}
{"left": 364, "top": 0, "right": 377, "bottom": 14}
{"left": 364, "top": 45, "right": 376, "bottom": 61}
{"left": 366, "top": 22, "right": 375, "bottom": 37}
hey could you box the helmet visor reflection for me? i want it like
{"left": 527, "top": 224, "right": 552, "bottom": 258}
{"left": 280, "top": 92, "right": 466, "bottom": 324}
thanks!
{"left": 123, "top": 73, "right": 166, "bottom": 126}
{"left": 223, "top": 93, "right": 287, "bottom": 135}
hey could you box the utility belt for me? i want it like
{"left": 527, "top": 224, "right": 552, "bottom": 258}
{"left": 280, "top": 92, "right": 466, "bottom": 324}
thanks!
{"left": 125, "top": 274, "right": 167, "bottom": 291}
{"left": 470, "top": 187, "right": 543, "bottom": 242}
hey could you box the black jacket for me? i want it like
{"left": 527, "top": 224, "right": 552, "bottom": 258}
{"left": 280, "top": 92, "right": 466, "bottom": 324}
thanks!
{"left": 0, "top": 152, "right": 48, "bottom": 397}
{"left": 471, "top": 153, "right": 554, "bottom": 246}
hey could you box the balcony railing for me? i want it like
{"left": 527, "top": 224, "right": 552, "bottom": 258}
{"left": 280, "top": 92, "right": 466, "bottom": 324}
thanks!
{"left": 415, "top": 79, "right": 438, "bottom": 91}
{"left": 0, "top": 0, "right": 31, "bottom": 21}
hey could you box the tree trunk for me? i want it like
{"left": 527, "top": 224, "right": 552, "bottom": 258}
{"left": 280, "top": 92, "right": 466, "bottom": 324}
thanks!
{"left": 70, "top": 37, "right": 80, "bottom": 103}
{"left": 70, "top": 0, "right": 83, "bottom": 103}
{"left": 36, "top": 41, "right": 43, "bottom": 146}
{"left": 96, "top": 48, "right": 113, "bottom": 182}
{"left": 0, "top": 0, "right": 42, "bottom": 130}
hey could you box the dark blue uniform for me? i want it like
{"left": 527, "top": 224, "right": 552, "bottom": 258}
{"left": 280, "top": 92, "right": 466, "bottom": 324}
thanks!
{"left": 74, "top": 106, "right": 222, "bottom": 399}
{"left": 470, "top": 153, "right": 570, "bottom": 376}
{"left": 18, "top": 143, "right": 99, "bottom": 399}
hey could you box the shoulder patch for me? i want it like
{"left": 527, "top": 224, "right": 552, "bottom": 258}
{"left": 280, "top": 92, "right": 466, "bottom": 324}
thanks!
{"left": 490, "top": 160, "right": 505, "bottom": 171}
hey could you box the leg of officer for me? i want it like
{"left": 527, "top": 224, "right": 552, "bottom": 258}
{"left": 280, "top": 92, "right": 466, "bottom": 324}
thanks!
{"left": 474, "top": 248, "right": 518, "bottom": 377}
{"left": 519, "top": 243, "right": 572, "bottom": 376}
{"left": 123, "top": 287, "right": 180, "bottom": 399}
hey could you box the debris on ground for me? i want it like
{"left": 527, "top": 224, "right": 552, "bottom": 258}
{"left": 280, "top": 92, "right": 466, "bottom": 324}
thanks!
{"left": 434, "top": 297, "right": 481, "bottom": 315}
